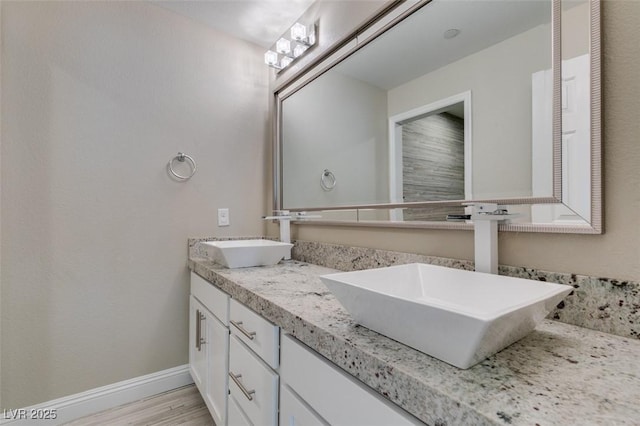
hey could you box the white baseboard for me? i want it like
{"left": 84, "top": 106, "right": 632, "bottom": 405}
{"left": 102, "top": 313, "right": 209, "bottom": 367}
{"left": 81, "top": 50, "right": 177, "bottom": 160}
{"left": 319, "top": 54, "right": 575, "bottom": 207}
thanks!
{"left": 0, "top": 365, "right": 194, "bottom": 425}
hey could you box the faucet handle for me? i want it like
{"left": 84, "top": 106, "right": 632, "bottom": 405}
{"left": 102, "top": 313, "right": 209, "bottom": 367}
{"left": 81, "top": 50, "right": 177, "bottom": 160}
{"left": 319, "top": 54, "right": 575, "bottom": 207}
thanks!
{"left": 463, "top": 202, "right": 498, "bottom": 214}
{"left": 464, "top": 203, "right": 520, "bottom": 221}
{"left": 293, "top": 211, "right": 322, "bottom": 220}
{"left": 262, "top": 210, "right": 292, "bottom": 220}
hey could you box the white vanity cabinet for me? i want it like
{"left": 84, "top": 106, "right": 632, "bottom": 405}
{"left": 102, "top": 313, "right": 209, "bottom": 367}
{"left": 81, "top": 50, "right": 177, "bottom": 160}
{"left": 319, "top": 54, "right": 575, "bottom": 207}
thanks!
{"left": 189, "top": 272, "right": 230, "bottom": 426}
{"left": 280, "top": 334, "right": 422, "bottom": 426}
{"left": 228, "top": 298, "right": 280, "bottom": 426}
{"left": 190, "top": 270, "right": 422, "bottom": 426}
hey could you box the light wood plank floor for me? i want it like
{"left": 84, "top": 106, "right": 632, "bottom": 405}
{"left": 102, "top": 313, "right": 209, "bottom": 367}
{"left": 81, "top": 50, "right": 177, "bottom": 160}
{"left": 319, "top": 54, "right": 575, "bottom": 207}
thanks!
{"left": 63, "top": 385, "right": 214, "bottom": 426}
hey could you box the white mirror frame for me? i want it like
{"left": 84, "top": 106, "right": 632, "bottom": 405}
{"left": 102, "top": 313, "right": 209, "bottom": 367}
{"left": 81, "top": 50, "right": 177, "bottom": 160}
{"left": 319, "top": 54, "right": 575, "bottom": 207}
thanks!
{"left": 273, "top": 0, "right": 601, "bottom": 234}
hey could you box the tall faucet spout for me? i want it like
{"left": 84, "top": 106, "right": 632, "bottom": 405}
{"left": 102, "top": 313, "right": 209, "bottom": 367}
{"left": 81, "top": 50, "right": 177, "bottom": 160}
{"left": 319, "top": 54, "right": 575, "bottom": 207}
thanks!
{"left": 263, "top": 210, "right": 292, "bottom": 259}
{"left": 473, "top": 218, "right": 499, "bottom": 274}
{"left": 279, "top": 217, "right": 291, "bottom": 245}
{"left": 467, "top": 203, "right": 519, "bottom": 274}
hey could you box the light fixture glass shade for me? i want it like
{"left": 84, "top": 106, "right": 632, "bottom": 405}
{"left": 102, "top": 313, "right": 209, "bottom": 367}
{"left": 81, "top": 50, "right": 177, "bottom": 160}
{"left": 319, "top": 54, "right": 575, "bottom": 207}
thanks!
{"left": 276, "top": 38, "right": 291, "bottom": 54}
{"left": 293, "top": 44, "right": 308, "bottom": 58}
{"left": 307, "top": 30, "right": 316, "bottom": 46}
{"left": 280, "top": 56, "right": 294, "bottom": 68}
{"left": 291, "top": 23, "right": 307, "bottom": 41}
{"left": 264, "top": 50, "right": 279, "bottom": 66}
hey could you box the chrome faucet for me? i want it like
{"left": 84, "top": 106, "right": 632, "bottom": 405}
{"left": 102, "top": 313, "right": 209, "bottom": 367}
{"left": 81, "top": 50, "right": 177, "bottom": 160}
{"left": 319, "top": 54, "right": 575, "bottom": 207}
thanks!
{"left": 467, "top": 203, "right": 519, "bottom": 274}
{"left": 262, "top": 211, "right": 323, "bottom": 258}
{"left": 263, "top": 210, "right": 292, "bottom": 248}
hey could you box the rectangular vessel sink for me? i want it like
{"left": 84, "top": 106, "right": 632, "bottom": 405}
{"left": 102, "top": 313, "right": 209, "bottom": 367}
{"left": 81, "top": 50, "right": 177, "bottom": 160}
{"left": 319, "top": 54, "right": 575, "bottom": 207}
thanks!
{"left": 199, "top": 239, "right": 293, "bottom": 269}
{"left": 320, "top": 263, "right": 572, "bottom": 369}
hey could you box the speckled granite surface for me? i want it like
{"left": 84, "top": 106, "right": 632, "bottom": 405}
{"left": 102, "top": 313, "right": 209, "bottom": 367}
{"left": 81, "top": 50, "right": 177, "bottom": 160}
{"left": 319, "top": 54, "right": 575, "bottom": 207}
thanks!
{"left": 292, "top": 240, "right": 640, "bottom": 340}
{"left": 188, "top": 257, "right": 640, "bottom": 426}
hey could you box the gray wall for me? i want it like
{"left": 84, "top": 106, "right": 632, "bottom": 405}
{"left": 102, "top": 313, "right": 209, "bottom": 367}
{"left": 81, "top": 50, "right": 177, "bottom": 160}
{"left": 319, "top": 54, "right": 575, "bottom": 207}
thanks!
{"left": 1, "top": 1, "right": 269, "bottom": 408}
{"left": 388, "top": 21, "right": 551, "bottom": 199}
{"left": 282, "top": 71, "right": 388, "bottom": 208}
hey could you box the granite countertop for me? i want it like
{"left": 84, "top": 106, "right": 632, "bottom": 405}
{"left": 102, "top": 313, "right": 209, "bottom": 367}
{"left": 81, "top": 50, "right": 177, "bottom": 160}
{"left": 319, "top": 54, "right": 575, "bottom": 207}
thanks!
{"left": 188, "top": 258, "right": 640, "bottom": 426}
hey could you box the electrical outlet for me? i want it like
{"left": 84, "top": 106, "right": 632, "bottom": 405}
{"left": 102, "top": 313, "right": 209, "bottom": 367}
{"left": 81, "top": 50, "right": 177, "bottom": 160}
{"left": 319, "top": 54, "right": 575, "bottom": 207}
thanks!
{"left": 218, "top": 208, "right": 230, "bottom": 227}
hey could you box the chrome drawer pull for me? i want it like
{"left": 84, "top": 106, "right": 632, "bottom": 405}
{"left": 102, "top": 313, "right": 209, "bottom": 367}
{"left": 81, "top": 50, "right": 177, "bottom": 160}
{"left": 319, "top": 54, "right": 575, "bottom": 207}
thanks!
{"left": 229, "top": 372, "right": 256, "bottom": 401}
{"left": 230, "top": 320, "right": 257, "bottom": 340}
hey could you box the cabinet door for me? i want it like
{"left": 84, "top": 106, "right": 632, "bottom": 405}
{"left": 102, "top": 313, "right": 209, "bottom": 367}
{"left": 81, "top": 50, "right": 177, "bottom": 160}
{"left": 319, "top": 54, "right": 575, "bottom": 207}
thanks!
{"left": 189, "top": 296, "right": 207, "bottom": 393}
{"left": 204, "top": 314, "right": 229, "bottom": 426}
{"left": 191, "top": 295, "right": 230, "bottom": 426}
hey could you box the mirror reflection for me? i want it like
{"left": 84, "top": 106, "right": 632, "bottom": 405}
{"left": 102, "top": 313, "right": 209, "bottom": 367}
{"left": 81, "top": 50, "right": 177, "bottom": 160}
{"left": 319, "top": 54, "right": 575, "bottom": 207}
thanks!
{"left": 280, "top": 0, "right": 594, "bottom": 226}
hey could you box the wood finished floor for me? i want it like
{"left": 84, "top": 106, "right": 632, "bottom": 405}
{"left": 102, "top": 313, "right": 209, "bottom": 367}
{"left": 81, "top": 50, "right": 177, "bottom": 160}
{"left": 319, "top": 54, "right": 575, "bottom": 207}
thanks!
{"left": 63, "top": 385, "right": 214, "bottom": 426}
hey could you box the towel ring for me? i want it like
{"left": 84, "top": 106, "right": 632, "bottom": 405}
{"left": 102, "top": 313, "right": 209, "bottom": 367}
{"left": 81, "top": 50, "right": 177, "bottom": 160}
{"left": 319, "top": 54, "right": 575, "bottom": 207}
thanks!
{"left": 320, "top": 169, "right": 336, "bottom": 191}
{"left": 168, "top": 152, "right": 197, "bottom": 181}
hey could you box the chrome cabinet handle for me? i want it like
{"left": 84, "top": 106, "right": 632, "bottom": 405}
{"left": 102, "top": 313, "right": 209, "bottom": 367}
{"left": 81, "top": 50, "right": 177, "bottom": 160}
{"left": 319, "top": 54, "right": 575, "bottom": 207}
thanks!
{"left": 196, "top": 310, "right": 206, "bottom": 351}
{"left": 230, "top": 320, "right": 256, "bottom": 340}
{"left": 199, "top": 311, "right": 206, "bottom": 349}
{"left": 196, "top": 309, "right": 201, "bottom": 351}
{"left": 229, "top": 372, "right": 256, "bottom": 401}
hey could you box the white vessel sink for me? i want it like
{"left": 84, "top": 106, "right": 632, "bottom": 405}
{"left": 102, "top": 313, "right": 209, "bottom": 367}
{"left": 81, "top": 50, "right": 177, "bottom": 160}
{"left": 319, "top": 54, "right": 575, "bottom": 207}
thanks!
{"left": 320, "top": 263, "right": 572, "bottom": 369}
{"left": 199, "top": 239, "right": 293, "bottom": 268}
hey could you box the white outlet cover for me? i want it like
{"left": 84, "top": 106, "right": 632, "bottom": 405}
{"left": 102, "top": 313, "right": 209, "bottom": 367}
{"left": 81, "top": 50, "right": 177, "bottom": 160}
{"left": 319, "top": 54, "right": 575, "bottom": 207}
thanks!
{"left": 218, "top": 208, "right": 230, "bottom": 226}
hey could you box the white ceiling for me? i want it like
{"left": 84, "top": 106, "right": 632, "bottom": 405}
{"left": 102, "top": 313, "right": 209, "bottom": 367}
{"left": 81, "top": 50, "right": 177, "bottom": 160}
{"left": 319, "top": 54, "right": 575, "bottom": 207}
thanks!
{"left": 154, "top": 0, "right": 315, "bottom": 48}
{"left": 336, "top": 0, "right": 552, "bottom": 90}
{"left": 152, "top": 0, "right": 578, "bottom": 84}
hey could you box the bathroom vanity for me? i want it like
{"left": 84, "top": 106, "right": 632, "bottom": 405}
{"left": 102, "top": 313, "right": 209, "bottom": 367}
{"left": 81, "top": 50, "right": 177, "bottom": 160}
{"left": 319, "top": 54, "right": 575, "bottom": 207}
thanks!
{"left": 190, "top": 270, "right": 416, "bottom": 426}
{"left": 188, "top": 256, "right": 640, "bottom": 425}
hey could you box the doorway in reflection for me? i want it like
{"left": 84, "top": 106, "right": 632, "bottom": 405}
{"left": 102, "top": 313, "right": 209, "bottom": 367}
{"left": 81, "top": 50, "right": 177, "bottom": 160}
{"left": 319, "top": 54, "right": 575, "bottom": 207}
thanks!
{"left": 390, "top": 95, "right": 471, "bottom": 221}
{"left": 402, "top": 110, "right": 464, "bottom": 220}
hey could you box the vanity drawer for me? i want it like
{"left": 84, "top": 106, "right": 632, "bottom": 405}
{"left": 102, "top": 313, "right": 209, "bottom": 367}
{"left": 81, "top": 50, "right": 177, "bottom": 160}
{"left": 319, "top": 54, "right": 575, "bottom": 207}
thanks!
{"left": 280, "top": 384, "right": 327, "bottom": 426}
{"left": 191, "top": 272, "right": 229, "bottom": 325}
{"left": 281, "top": 334, "right": 420, "bottom": 426}
{"left": 230, "top": 299, "right": 279, "bottom": 368}
{"left": 228, "top": 394, "right": 253, "bottom": 426}
{"left": 229, "top": 336, "right": 279, "bottom": 426}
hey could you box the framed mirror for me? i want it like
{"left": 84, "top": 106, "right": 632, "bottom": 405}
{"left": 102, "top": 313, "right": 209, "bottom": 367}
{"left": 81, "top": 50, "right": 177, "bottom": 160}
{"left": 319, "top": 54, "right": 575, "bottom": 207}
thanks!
{"left": 274, "top": 0, "right": 601, "bottom": 233}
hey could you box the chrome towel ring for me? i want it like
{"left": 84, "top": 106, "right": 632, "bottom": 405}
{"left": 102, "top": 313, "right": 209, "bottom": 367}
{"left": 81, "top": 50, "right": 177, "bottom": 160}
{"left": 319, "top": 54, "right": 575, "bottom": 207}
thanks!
{"left": 320, "top": 169, "right": 336, "bottom": 191}
{"left": 168, "top": 152, "right": 197, "bottom": 181}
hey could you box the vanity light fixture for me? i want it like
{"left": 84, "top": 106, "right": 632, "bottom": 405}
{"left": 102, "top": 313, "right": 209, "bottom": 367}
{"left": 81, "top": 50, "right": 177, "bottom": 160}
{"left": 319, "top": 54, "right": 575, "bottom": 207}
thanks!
{"left": 264, "top": 22, "right": 316, "bottom": 71}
